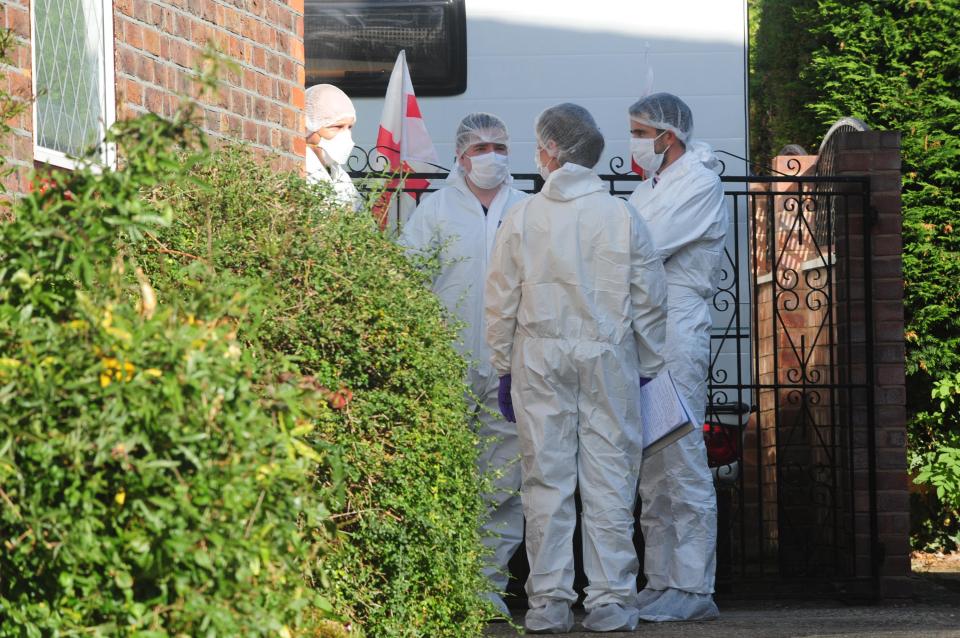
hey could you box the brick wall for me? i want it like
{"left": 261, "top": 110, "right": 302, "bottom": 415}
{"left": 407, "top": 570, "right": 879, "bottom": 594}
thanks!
{"left": 1, "top": 0, "right": 33, "bottom": 198}
{"left": 113, "top": 0, "right": 306, "bottom": 171}
{"left": 1, "top": 0, "right": 305, "bottom": 199}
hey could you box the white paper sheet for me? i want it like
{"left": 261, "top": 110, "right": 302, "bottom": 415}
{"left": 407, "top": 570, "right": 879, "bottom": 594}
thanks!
{"left": 638, "top": 370, "right": 697, "bottom": 456}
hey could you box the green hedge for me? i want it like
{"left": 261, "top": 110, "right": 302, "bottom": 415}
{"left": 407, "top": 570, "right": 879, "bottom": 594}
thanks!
{"left": 751, "top": 0, "right": 960, "bottom": 549}
{"left": 0, "top": 39, "right": 491, "bottom": 634}
{"left": 0, "top": 102, "right": 339, "bottom": 635}
{"left": 137, "top": 146, "right": 491, "bottom": 637}
{"left": 749, "top": 0, "right": 825, "bottom": 165}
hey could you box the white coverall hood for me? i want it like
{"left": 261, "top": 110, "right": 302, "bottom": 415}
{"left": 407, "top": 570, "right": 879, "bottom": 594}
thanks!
{"left": 539, "top": 162, "right": 605, "bottom": 202}
{"left": 628, "top": 144, "right": 728, "bottom": 613}
{"left": 485, "top": 165, "right": 668, "bottom": 627}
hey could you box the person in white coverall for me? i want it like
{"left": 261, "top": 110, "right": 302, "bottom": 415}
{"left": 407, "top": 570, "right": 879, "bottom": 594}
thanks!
{"left": 304, "top": 84, "right": 362, "bottom": 210}
{"left": 485, "top": 103, "right": 668, "bottom": 634}
{"left": 399, "top": 113, "right": 529, "bottom": 618}
{"left": 627, "top": 92, "right": 728, "bottom": 622}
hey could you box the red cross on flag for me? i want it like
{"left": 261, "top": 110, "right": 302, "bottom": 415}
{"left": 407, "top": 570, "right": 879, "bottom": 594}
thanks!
{"left": 374, "top": 50, "right": 439, "bottom": 230}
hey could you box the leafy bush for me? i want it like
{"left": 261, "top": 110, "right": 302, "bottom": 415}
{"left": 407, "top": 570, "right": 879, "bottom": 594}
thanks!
{"left": 0, "top": 74, "right": 341, "bottom": 635}
{"left": 137, "top": 146, "right": 491, "bottom": 637}
{"left": 911, "top": 372, "right": 960, "bottom": 551}
{"left": 748, "top": 0, "right": 825, "bottom": 165}
{"left": 751, "top": 0, "right": 960, "bottom": 550}
{"left": 0, "top": 283, "right": 335, "bottom": 636}
{"left": 802, "top": 0, "right": 960, "bottom": 551}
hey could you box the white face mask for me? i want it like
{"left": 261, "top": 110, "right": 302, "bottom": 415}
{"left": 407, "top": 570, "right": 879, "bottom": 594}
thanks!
{"left": 630, "top": 131, "right": 669, "bottom": 177}
{"left": 466, "top": 151, "right": 509, "bottom": 189}
{"left": 535, "top": 147, "right": 552, "bottom": 181}
{"left": 318, "top": 129, "right": 355, "bottom": 166}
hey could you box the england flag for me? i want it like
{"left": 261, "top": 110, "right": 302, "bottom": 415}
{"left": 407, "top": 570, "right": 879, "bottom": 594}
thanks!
{"left": 373, "top": 50, "right": 439, "bottom": 230}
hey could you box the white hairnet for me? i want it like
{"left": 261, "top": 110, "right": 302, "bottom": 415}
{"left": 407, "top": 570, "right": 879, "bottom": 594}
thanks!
{"left": 305, "top": 84, "right": 356, "bottom": 134}
{"left": 535, "top": 103, "right": 605, "bottom": 168}
{"left": 455, "top": 112, "right": 510, "bottom": 157}
{"left": 628, "top": 92, "right": 694, "bottom": 143}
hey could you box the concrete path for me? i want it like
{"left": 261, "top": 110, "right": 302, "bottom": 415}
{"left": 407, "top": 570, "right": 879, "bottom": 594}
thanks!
{"left": 484, "top": 574, "right": 960, "bottom": 637}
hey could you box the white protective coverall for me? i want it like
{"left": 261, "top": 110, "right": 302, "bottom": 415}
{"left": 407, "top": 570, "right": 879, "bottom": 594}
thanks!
{"left": 485, "top": 163, "right": 668, "bottom": 617}
{"left": 400, "top": 167, "right": 529, "bottom": 600}
{"left": 306, "top": 148, "right": 363, "bottom": 211}
{"left": 628, "top": 147, "right": 727, "bottom": 610}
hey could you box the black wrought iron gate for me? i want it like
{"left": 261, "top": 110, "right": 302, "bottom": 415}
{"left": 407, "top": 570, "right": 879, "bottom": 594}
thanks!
{"left": 709, "top": 172, "right": 877, "bottom": 597}
{"left": 352, "top": 157, "right": 879, "bottom": 597}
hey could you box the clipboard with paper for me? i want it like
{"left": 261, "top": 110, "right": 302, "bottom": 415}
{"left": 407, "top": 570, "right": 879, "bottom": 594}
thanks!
{"left": 638, "top": 370, "right": 697, "bottom": 457}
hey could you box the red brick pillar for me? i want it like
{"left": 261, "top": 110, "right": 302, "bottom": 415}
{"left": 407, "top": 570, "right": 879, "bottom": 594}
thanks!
{"left": 836, "top": 130, "right": 911, "bottom": 598}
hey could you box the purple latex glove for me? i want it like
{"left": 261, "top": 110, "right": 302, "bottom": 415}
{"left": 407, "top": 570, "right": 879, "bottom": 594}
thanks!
{"left": 638, "top": 376, "right": 652, "bottom": 389}
{"left": 498, "top": 374, "right": 516, "bottom": 423}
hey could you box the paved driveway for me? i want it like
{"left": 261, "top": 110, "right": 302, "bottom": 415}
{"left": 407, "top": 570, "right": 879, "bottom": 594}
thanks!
{"left": 484, "top": 573, "right": 960, "bottom": 637}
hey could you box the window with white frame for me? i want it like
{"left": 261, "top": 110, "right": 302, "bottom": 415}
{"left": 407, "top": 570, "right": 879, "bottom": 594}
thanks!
{"left": 31, "top": 0, "right": 116, "bottom": 168}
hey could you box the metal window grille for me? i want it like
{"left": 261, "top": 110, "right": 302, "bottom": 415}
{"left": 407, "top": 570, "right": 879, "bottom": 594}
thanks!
{"left": 31, "top": 0, "right": 116, "bottom": 168}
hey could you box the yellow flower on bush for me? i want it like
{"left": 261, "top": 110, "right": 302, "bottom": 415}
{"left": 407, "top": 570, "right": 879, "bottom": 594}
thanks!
{"left": 0, "top": 357, "right": 21, "bottom": 379}
{"left": 105, "top": 326, "right": 133, "bottom": 344}
{"left": 100, "top": 358, "right": 136, "bottom": 388}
